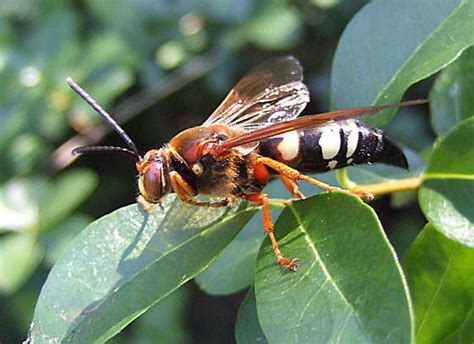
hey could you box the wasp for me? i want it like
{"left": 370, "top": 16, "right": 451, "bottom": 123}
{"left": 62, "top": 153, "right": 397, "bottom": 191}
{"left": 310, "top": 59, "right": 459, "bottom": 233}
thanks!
{"left": 69, "top": 56, "right": 426, "bottom": 271}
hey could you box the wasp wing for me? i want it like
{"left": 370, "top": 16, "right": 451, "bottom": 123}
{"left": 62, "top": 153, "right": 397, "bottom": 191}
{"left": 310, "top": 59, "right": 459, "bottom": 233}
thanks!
{"left": 203, "top": 56, "right": 310, "bottom": 131}
{"left": 217, "top": 99, "right": 429, "bottom": 153}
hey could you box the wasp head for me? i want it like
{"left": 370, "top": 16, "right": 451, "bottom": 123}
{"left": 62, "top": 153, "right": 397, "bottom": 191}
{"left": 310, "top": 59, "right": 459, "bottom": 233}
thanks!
{"left": 137, "top": 148, "right": 172, "bottom": 203}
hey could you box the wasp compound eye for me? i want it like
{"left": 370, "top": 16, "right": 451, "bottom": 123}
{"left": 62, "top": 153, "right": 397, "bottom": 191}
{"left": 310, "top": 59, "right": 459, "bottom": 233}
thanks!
{"left": 140, "top": 162, "right": 165, "bottom": 201}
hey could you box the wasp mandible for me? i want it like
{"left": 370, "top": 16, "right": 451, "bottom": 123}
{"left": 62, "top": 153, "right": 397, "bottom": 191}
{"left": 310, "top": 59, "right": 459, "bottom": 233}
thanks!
{"left": 70, "top": 56, "right": 427, "bottom": 271}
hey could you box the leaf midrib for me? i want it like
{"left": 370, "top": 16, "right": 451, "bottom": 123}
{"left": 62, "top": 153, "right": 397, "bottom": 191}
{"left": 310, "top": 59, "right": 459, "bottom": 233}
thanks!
{"left": 288, "top": 204, "right": 370, "bottom": 340}
{"left": 63, "top": 206, "right": 257, "bottom": 341}
{"left": 415, "top": 244, "right": 456, "bottom": 339}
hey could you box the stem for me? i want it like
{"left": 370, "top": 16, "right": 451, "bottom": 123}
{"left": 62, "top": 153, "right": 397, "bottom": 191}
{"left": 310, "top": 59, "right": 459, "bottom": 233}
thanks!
{"left": 265, "top": 176, "right": 421, "bottom": 210}
{"left": 268, "top": 199, "right": 288, "bottom": 209}
{"left": 336, "top": 167, "right": 422, "bottom": 196}
{"left": 269, "top": 174, "right": 421, "bottom": 207}
{"left": 336, "top": 168, "right": 357, "bottom": 189}
{"left": 353, "top": 177, "right": 422, "bottom": 196}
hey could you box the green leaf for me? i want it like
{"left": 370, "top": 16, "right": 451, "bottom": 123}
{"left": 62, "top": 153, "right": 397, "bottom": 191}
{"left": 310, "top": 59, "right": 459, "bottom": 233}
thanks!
{"left": 430, "top": 46, "right": 474, "bottom": 136}
{"left": 0, "top": 233, "right": 43, "bottom": 294}
{"left": 384, "top": 108, "right": 436, "bottom": 153}
{"left": 419, "top": 117, "right": 474, "bottom": 247}
{"left": 235, "top": 286, "right": 268, "bottom": 344}
{"left": 29, "top": 196, "right": 256, "bottom": 343}
{"left": 246, "top": 4, "right": 302, "bottom": 50}
{"left": 0, "top": 179, "right": 38, "bottom": 232}
{"left": 404, "top": 224, "right": 474, "bottom": 344}
{"left": 39, "top": 169, "right": 98, "bottom": 231}
{"left": 42, "top": 214, "right": 93, "bottom": 266}
{"left": 111, "top": 286, "right": 192, "bottom": 344}
{"left": 195, "top": 214, "right": 263, "bottom": 295}
{"left": 201, "top": 0, "right": 253, "bottom": 23}
{"left": 387, "top": 208, "right": 425, "bottom": 258}
{"left": 255, "top": 193, "right": 412, "bottom": 343}
{"left": 195, "top": 172, "right": 338, "bottom": 296}
{"left": 330, "top": 0, "right": 474, "bottom": 127}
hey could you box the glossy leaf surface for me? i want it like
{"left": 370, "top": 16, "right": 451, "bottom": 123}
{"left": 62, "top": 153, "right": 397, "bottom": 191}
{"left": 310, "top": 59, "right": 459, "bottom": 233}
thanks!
{"left": 29, "top": 196, "right": 256, "bottom": 343}
{"left": 0, "top": 234, "right": 43, "bottom": 294}
{"left": 419, "top": 117, "right": 474, "bottom": 247}
{"left": 331, "top": 0, "right": 474, "bottom": 127}
{"left": 430, "top": 46, "right": 474, "bottom": 136}
{"left": 404, "top": 224, "right": 474, "bottom": 344}
{"left": 111, "top": 286, "right": 192, "bottom": 344}
{"left": 195, "top": 215, "right": 263, "bottom": 295}
{"left": 195, "top": 173, "right": 337, "bottom": 295}
{"left": 255, "top": 193, "right": 412, "bottom": 343}
{"left": 39, "top": 169, "right": 98, "bottom": 232}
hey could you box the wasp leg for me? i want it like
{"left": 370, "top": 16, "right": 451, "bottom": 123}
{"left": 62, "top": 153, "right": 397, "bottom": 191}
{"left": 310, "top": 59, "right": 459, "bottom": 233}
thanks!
{"left": 137, "top": 194, "right": 155, "bottom": 212}
{"left": 137, "top": 195, "right": 165, "bottom": 211}
{"left": 256, "top": 157, "right": 374, "bottom": 200}
{"left": 245, "top": 192, "right": 299, "bottom": 271}
{"left": 280, "top": 175, "right": 305, "bottom": 200}
{"left": 169, "top": 171, "right": 229, "bottom": 207}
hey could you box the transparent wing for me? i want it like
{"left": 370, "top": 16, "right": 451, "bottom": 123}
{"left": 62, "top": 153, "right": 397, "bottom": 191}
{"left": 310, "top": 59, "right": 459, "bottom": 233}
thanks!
{"left": 217, "top": 99, "right": 429, "bottom": 153}
{"left": 203, "top": 56, "right": 310, "bottom": 131}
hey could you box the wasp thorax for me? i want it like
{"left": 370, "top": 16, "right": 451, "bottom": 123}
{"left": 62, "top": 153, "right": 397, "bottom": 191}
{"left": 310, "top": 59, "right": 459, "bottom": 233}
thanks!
{"left": 137, "top": 149, "right": 171, "bottom": 202}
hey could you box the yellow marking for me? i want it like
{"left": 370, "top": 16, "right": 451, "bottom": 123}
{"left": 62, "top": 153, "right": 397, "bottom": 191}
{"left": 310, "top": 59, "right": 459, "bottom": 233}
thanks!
{"left": 319, "top": 126, "right": 340, "bottom": 160}
{"left": 346, "top": 128, "right": 359, "bottom": 158}
{"left": 328, "top": 160, "right": 338, "bottom": 169}
{"left": 277, "top": 131, "right": 300, "bottom": 161}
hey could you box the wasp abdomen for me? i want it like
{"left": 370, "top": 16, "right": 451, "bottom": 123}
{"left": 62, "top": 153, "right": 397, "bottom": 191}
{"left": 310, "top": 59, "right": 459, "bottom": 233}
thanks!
{"left": 259, "top": 119, "right": 408, "bottom": 173}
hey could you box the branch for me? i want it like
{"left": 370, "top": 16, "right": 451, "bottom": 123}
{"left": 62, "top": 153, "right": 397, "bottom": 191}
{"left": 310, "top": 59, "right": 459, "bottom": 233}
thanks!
{"left": 337, "top": 168, "right": 421, "bottom": 197}
{"left": 352, "top": 177, "right": 421, "bottom": 196}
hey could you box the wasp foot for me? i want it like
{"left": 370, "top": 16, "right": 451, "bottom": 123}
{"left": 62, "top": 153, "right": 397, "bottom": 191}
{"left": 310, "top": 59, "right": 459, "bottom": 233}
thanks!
{"left": 136, "top": 195, "right": 155, "bottom": 212}
{"left": 350, "top": 189, "right": 374, "bottom": 201}
{"left": 279, "top": 258, "right": 300, "bottom": 271}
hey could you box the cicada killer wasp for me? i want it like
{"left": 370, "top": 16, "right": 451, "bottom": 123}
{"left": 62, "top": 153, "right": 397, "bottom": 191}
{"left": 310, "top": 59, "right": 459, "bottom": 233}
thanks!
{"left": 70, "top": 56, "right": 427, "bottom": 271}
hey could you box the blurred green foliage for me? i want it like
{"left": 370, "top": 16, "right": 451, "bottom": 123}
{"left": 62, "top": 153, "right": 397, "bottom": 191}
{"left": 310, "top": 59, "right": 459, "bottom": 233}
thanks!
{"left": 1, "top": 0, "right": 473, "bottom": 343}
{"left": 0, "top": 1, "right": 363, "bottom": 342}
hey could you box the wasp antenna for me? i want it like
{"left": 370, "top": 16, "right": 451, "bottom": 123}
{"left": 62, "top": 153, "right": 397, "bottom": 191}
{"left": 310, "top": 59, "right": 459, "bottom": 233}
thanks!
{"left": 66, "top": 78, "right": 140, "bottom": 157}
{"left": 72, "top": 145, "right": 140, "bottom": 162}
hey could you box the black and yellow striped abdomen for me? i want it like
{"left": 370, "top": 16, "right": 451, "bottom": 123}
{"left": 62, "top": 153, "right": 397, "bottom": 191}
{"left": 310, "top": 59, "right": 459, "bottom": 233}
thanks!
{"left": 258, "top": 119, "right": 408, "bottom": 173}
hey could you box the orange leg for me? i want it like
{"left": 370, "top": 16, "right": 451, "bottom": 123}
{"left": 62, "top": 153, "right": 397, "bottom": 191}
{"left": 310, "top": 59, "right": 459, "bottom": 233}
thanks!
{"left": 137, "top": 194, "right": 156, "bottom": 212}
{"left": 246, "top": 192, "right": 299, "bottom": 271}
{"left": 169, "top": 171, "right": 229, "bottom": 207}
{"left": 280, "top": 175, "right": 305, "bottom": 199}
{"left": 256, "top": 157, "right": 374, "bottom": 200}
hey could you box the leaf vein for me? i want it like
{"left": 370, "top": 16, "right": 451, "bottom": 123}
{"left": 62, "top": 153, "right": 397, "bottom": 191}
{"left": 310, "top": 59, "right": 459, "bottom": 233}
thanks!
{"left": 415, "top": 244, "right": 456, "bottom": 339}
{"left": 336, "top": 310, "right": 353, "bottom": 344}
{"left": 294, "top": 280, "right": 328, "bottom": 343}
{"left": 282, "top": 260, "right": 318, "bottom": 295}
{"left": 288, "top": 204, "right": 370, "bottom": 339}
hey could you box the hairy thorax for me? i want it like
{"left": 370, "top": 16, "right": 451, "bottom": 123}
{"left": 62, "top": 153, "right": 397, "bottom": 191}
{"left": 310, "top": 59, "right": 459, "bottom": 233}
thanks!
{"left": 168, "top": 125, "right": 263, "bottom": 198}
